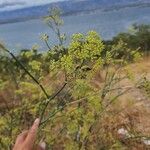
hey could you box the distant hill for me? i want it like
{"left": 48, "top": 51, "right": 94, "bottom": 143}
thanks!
{"left": 0, "top": 0, "right": 150, "bottom": 24}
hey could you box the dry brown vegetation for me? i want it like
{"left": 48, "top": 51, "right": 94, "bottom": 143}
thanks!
{"left": 0, "top": 57, "right": 150, "bottom": 149}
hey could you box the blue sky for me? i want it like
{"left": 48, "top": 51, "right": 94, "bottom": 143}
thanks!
{"left": 0, "top": 0, "right": 66, "bottom": 11}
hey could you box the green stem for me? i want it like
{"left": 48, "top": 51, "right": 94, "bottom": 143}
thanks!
{"left": 1, "top": 46, "right": 49, "bottom": 99}
{"left": 40, "top": 81, "right": 67, "bottom": 123}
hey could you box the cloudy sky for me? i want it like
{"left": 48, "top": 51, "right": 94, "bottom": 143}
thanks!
{"left": 0, "top": 0, "right": 66, "bottom": 11}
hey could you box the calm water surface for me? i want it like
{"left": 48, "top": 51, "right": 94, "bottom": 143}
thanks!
{"left": 0, "top": 6, "right": 150, "bottom": 53}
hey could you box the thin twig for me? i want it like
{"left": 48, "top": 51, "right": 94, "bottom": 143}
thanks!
{"left": 0, "top": 45, "right": 49, "bottom": 99}
{"left": 40, "top": 81, "right": 67, "bottom": 123}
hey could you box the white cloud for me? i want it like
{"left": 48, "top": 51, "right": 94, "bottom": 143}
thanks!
{"left": 0, "top": 0, "right": 65, "bottom": 11}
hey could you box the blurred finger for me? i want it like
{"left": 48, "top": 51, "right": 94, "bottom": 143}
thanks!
{"left": 25, "top": 118, "right": 40, "bottom": 149}
{"left": 36, "top": 142, "right": 46, "bottom": 150}
{"left": 13, "top": 130, "right": 28, "bottom": 148}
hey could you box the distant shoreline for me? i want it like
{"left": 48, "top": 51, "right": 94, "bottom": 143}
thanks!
{"left": 0, "top": 3, "right": 150, "bottom": 25}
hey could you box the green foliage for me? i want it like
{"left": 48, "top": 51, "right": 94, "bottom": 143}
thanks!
{"left": 50, "top": 31, "right": 104, "bottom": 77}
{"left": 43, "top": 7, "right": 66, "bottom": 46}
{"left": 107, "top": 24, "right": 150, "bottom": 56}
{"left": 0, "top": 7, "right": 146, "bottom": 150}
{"left": 138, "top": 77, "right": 150, "bottom": 97}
